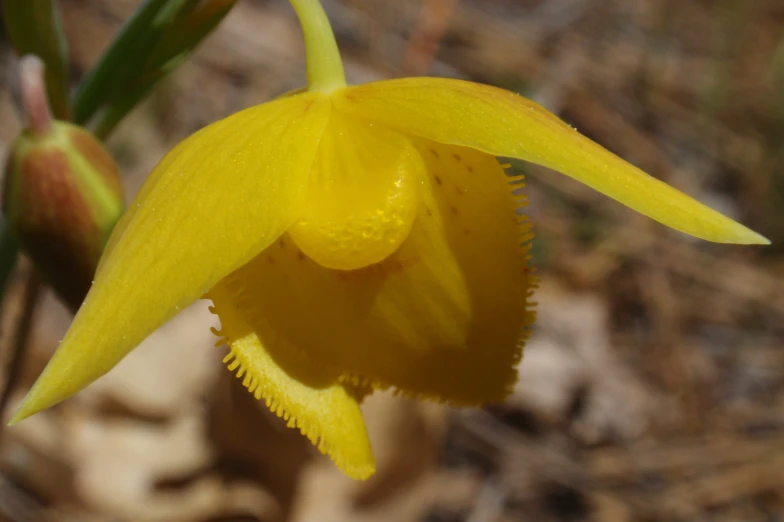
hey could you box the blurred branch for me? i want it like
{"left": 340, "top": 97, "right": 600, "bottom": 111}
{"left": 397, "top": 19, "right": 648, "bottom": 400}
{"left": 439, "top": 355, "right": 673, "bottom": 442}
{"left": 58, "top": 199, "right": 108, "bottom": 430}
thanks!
{"left": 0, "top": 262, "right": 40, "bottom": 431}
{"left": 700, "top": 0, "right": 750, "bottom": 116}
{"left": 403, "top": 0, "right": 458, "bottom": 75}
{"left": 0, "top": 222, "right": 17, "bottom": 303}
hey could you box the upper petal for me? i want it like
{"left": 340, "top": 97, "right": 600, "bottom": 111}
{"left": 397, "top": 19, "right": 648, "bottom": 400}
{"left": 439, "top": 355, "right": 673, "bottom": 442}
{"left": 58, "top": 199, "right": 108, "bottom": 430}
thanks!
{"left": 11, "top": 93, "right": 331, "bottom": 423}
{"left": 333, "top": 78, "right": 768, "bottom": 245}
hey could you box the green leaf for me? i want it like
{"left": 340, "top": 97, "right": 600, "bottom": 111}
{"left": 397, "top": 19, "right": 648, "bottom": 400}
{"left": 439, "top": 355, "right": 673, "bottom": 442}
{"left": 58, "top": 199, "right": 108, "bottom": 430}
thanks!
{"left": 72, "top": 0, "right": 192, "bottom": 125}
{"left": 1, "top": 0, "right": 70, "bottom": 120}
{"left": 92, "top": 0, "right": 238, "bottom": 139}
{"left": 149, "top": 0, "right": 237, "bottom": 70}
{"left": 73, "top": 0, "right": 236, "bottom": 137}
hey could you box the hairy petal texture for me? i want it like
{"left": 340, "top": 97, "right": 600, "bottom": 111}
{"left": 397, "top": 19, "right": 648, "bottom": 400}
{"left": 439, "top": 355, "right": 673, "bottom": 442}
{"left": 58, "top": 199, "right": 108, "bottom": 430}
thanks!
{"left": 334, "top": 78, "right": 768, "bottom": 245}
{"left": 288, "top": 112, "right": 419, "bottom": 270}
{"left": 210, "top": 138, "right": 534, "bottom": 407}
{"left": 11, "top": 93, "right": 331, "bottom": 424}
{"left": 208, "top": 283, "right": 375, "bottom": 480}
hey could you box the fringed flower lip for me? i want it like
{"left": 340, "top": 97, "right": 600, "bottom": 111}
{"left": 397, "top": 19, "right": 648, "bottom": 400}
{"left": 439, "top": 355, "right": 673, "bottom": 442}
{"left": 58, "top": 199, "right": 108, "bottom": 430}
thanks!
{"left": 10, "top": 0, "right": 768, "bottom": 480}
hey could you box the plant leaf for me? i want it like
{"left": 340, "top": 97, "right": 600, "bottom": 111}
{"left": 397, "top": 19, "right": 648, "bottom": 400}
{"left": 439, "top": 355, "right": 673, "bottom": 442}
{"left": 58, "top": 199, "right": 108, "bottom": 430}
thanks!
{"left": 1, "top": 0, "right": 70, "bottom": 119}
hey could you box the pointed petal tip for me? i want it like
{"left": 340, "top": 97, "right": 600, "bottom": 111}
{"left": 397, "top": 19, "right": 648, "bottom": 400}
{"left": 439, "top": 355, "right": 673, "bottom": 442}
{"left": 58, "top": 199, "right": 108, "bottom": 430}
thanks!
{"left": 6, "top": 365, "right": 77, "bottom": 426}
{"left": 745, "top": 229, "right": 771, "bottom": 246}
{"left": 7, "top": 397, "right": 37, "bottom": 426}
{"left": 681, "top": 223, "right": 770, "bottom": 245}
{"left": 717, "top": 224, "right": 770, "bottom": 246}
{"left": 743, "top": 233, "right": 771, "bottom": 246}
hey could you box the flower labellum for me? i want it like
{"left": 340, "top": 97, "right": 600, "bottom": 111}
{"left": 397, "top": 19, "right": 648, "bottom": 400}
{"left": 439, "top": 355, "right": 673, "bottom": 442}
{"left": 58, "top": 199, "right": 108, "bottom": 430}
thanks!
{"left": 10, "top": 0, "right": 768, "bottom": 479}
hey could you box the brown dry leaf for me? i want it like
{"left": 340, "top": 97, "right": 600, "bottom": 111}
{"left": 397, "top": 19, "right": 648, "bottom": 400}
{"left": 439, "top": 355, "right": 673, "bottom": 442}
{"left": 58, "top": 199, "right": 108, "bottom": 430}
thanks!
{"left": 510, "top": 282, "right": 657, "bottom": 442}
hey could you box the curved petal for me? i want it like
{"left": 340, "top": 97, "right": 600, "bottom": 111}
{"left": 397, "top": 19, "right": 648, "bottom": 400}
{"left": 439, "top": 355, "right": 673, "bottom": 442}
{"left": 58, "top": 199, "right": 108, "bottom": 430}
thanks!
{"left": 211, "top": 139, "right": 534, "bottom": 405}
{"left": 288, "top": 112, "right": 419, "bottom": 270}
{"left": 11, "top": 93, "right": 331, "bottom": 424}
{"left": 209, "top": 283, "right": 375, "bottom": 480}
{"left": 333, "top": 78, "right": 768, "bottom": 245}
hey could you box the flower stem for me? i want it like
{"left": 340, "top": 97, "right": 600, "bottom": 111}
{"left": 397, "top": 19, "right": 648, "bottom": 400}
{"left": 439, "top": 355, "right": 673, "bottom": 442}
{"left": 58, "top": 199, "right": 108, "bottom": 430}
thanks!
{"left": 0, "top": 262, "right": 40, "bottom": 437}
{"left": 1, "top": 0, "right": 71, "bottom": 120}
{"left": 19, "top": 55, "right": 54, "bottom": 137}
{"left": 289, "top": 0, "right": 346, "bottom": 92}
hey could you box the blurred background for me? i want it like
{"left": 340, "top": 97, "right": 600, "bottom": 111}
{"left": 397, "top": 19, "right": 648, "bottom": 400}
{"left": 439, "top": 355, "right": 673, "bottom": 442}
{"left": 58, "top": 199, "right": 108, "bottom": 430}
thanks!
{"left": 0, "top": 0, "right": 783, "bottom": 520}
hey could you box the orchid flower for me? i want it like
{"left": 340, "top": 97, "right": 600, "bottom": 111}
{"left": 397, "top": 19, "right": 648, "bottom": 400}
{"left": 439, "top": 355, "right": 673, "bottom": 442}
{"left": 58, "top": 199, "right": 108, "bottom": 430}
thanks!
{"left": 10, "top": 0, "right": 767, "bottom": 480}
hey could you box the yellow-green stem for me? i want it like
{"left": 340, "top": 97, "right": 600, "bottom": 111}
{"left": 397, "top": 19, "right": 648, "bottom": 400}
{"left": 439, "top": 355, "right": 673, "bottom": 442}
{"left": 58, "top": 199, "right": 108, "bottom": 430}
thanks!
{"left": 289, "top": 0, "right": 346, "bottom": 92}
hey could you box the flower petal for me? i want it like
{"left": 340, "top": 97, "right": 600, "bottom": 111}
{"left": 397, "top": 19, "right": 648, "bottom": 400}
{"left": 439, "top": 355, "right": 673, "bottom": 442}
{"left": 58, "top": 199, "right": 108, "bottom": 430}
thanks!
{"left": 212, "top": 140, "right": 534, "bottom": 404}
{"left": 208, "top": 282, "right": 375, "bottom": 480}
{"left": 10, "top": 93, "right": 331, "bottom": 424}
{"left": 333, "top": 78, "right": 768, "bottom": 245}
{"left": 288, "top": 112, "right": 419, "bottom": 270}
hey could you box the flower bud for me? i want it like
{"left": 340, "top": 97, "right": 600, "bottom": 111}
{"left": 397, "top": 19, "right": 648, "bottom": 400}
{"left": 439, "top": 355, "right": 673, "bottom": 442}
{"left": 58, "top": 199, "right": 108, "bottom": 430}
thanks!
{"left": 3, "top": 121, "right": 124, "bottom": 310}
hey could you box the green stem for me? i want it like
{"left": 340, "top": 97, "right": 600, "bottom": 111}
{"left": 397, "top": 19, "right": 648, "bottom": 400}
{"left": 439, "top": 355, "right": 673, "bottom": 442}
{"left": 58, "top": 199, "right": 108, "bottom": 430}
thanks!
{"left": 0, "top": 268, "right": 40, "bottom": 435}
{"left": 1, "top": 0, "right": 71, "bottom": 120}
{"left": 289, "top": 0, "right": 346, "bottom": 92}
{"left": 0, "top": 223, "right": 18, "bottom": 299}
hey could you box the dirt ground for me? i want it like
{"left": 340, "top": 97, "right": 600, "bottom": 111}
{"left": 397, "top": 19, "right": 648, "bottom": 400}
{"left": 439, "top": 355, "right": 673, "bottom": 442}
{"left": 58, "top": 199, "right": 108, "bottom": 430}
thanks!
{"left": 0, "top": 0, "right": 782, "bottom": 521}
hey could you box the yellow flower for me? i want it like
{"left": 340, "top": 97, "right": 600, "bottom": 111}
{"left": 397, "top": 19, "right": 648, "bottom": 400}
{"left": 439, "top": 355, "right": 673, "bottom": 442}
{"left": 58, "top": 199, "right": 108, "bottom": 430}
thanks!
{"left": 10, "top": 0, "right": 767, "bottom": 480}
